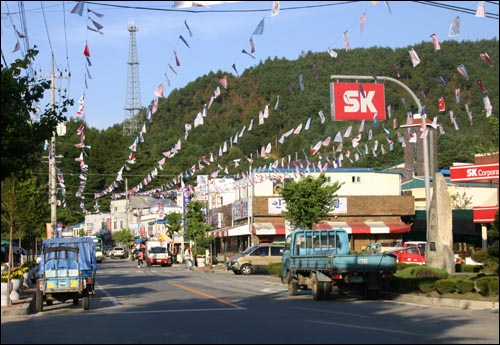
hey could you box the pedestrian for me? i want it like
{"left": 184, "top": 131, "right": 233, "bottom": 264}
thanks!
{"left": 137, "top": 250, "right": 144, "bottom": 268}
{"left": 184, "top": 246, "right": 193, "bottom": 271}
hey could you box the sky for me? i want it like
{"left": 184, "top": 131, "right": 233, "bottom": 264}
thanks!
{"left": 1, "top": 1, "right": 499, "bottom": 131}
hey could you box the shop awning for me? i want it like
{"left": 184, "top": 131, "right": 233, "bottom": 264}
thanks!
{"left": 208, "top": 225, "right": 252, "bottom": 238}
{"left": 314, "top": 221, "right": 411, "bottom": 234}
{"left": 252, "top": 222, "right": 286, "bottom": 236}
{"left": 473, "top": 206, "right": 498, "bottom": 223}
{"left": 207, "top": 228, "right": 229, "bottom": 238}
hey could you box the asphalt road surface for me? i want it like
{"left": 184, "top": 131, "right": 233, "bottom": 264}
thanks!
{"left": 1, "top": 259, "right": 498, "bottom": 344}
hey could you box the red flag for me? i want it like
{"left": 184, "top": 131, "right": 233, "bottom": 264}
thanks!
{"left": 476, "top": 79, "right": 487, "bottom": 94}
{"left": 438, "top": 97, "right": 446, "bottom": 112}
{"left": 83, "top": 42, "right": 90, "bottom": 57}
{"left": 479, "top": 51, "right": 493, "bottom": 66}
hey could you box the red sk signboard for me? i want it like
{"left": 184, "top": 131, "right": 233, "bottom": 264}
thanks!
{"left": 330, "top": 82, "right": 386, "bottom": 121}
{"left": 449, "top": 163, "right": 499, "bottom": 182}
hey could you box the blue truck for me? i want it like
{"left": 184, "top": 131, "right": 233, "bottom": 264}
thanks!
{"left": 281, "top": 229, "right": 396, "bottom": 300}
{"left": 36, "top": 237, "right": 97, "bottom": 312}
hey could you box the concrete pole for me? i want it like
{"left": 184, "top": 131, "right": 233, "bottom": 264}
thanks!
{"left": 50, "top": 54, "right": 57, "bottom": 238}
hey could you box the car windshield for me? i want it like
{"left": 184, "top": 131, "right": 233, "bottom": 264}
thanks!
{"left": 241, "top": 245, "right": 259, "bottom": 255}
{"left": 150, "top": 247, "right": 167, "bottom": 253}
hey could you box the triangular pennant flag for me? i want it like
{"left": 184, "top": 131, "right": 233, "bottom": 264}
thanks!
{"left": 219, "top": 76, "right": 228, "bottom": 89}
{"left": 179, "top": 34, "right": 190, "bottom": 48}
{"left": 174, "top": 50, "right": 181, "bottom": 66}
{"left": 475, "top": 1, "right": 486, "bottom": 17}
{"left": 449, "top": 16, "right": 460, "bottom": 36}
{"left": 232, "top": 63, "right": 239, "bottom": 77}
{"left": 409, "top": 48, "right": 420, "bottom": 67}
{"left": 253, "top": 18, "right": 265, "bottom": 35}
{"left": 11, "top": 41, "right": 21, "bottom": 53}
{"left": 242, "top": 49, "right": 255, "bottom": 59}
{"left": 184, "top": 20, "right": 193, "bottom": 37}
{"left": 271, "top": 1, "right": 280, "bottom": 16}
{"left": 71, "top": 1, "right": 85, "bottom": 16}
{"left": 249, "top": 36, "right": 255, "bottom": 53}
{"left": 88, "top": 8, "right": 104, "bottom": 18}
{"left": 479, "top": 51, "right": 493, "bottom": 66}
{"left": 430, "top": 33, "right": 441, "bottom": 52}
{"left": 91, "top": 19, "right": 104, "bottom": 31}
{"left": 83, "top": 42, "right": 91, "bottom": 57}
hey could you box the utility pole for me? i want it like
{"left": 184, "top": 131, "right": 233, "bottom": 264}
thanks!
{"left": 49, "top": 54, "right": 57, "bottom": 238}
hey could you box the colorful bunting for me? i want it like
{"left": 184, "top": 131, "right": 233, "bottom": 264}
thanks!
{"left": 430, "top": 33, "right": 441, "bottom": 52}
{"left": 71, "top": 1, "right": 85, "bottom": 16}
{"left": 409, "top": 48, "right": 420, "bottom": 67}
{"left": 253, "top": 18, "right": 265, "bottom": 35}
{"left": 449, "top": 16, "right": 460, "bottom": 36}
{"left": 479, "top": 51, "right": 493, "bottom": 66}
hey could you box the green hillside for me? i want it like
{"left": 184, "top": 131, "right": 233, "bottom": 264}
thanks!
{"left": 57, "top": 39, "right": 499, "bottom": 214}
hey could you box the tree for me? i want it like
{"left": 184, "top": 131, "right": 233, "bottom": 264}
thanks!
{"left": 279, "top": 173, "right": 343, "bottom": 229}
{"left": 1, "top": 48, "right": 73, "bottom": 181}
{"left": 113, "top": 229, "right": 134, "bottom": 246}
{"left": 184, "top": 200, "right": 212, "bottom": 256}
{"left": 166, "top": 212, "right": 182, "bottom": 238}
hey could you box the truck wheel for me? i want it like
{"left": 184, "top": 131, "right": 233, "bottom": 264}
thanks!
{"left": 82, "top": 296, "right": 90, "bottom": 310}
{"left": 311, "top": 273, "right": 324, "bottom": 301}
{"left": 73, "top": 298, "right": 79, "bottom": 305}
{"left": 321, "top": 282, "right": 331, "bottom": 300}
{"left": 288, "top": 281, "right": 298, "bottom": 296}
{"left": 240, "top": 264, "right": 254, "bottom": 275}
{"left": 35, "top": 289, "right": 43, "bottom": 312}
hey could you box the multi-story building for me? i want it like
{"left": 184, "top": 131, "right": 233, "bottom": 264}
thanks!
{"left": 206, "top": 168, "right": 415, "bottom": 262}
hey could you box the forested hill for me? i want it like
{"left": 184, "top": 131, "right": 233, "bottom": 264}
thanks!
{"left": 57, "top": 38, "right": 499, "bottom": 213}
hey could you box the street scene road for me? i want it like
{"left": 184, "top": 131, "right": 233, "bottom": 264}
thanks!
{"left": 1, "top": 259, "right": 498, "bottom": 344}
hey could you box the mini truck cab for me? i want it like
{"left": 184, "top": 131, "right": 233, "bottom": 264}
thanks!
{"left": 281, "top": 229, "right": 396, "bottom": 300}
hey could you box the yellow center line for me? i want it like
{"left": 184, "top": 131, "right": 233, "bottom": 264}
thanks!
{"left": 169, "top": 281, "right": 243, "bottom": 309}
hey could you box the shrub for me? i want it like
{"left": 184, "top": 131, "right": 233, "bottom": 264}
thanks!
{"left": 435, "top": 279, "right": 456, "bottom": 294}
{"left": 455, "top": 280, "right": 475, "bottom": 294}
{"left": 475, "top": 276, "right": 499, "bottom": 296}
{"left": 267, "top": 262, "right": 282, "bottom": 277}
{"left": 396, "top": 265, "right": 448, "bottom": 280}
{"left": 417, "top": 277, "right": 437, "bottom": 293}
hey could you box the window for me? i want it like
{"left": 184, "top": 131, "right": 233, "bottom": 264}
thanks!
{"left": 271, "top": 246, "right": 283, "bottom": 256}
{"left": 351, "top": 176, "right": 361, "bottom": 183}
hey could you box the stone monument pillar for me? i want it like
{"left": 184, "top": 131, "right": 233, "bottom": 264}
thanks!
{"left": 426, "top": 173, "right": 455, "bottom": 274}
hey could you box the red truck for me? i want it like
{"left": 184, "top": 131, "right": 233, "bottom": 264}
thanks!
{"left": 395, "top": 241, "right": 426, "bottom": 265}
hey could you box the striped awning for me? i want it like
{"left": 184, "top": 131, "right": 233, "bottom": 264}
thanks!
{"left": 252, "top": 222, "right": 286, "bottom": 236}
{"left": 207, "top": 227, "right": 229, "bottom": 238}
{"left": 314, "top": 221, "right": 411, "bottom": 234}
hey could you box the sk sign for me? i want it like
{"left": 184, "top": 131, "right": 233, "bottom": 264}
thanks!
{"left": 330, "top": 82, "right": 386, "bottom": 121}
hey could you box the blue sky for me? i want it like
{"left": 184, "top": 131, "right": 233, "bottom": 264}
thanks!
{"left": 1, "top": 1, "right": 499, "bottom": 131}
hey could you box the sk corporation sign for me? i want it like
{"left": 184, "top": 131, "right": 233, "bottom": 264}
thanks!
{"left": 330, "top": 82, "right": 386, "bottom": 121}
{"left": 449, "top": 163, "right": 499, "bottom": 182}
{"left": 450, "top": 163, "right": 499, "bottom": 224}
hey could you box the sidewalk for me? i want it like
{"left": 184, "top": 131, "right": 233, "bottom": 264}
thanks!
{"left": 1, "top": 286, "right": 35, "bottom": 319}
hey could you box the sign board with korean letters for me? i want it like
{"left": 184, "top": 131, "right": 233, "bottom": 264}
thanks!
{"left": 268, "top": 198, "right": 287, "bottom": 214}
{"left": 330, "top": 82, "right": 386, "bottom": 121}
{"left": 449, "top": 163, "right": 499, "bottom": 182}
{"left": 328, "top": 197, "right": 348, "bottom": 214}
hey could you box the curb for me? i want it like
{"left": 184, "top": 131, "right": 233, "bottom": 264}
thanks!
{"left": 382, "top": 292, "right": 499, "bottom": 310}
{"left": 0, "top": 291, "right": 35, "bottom": 319}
